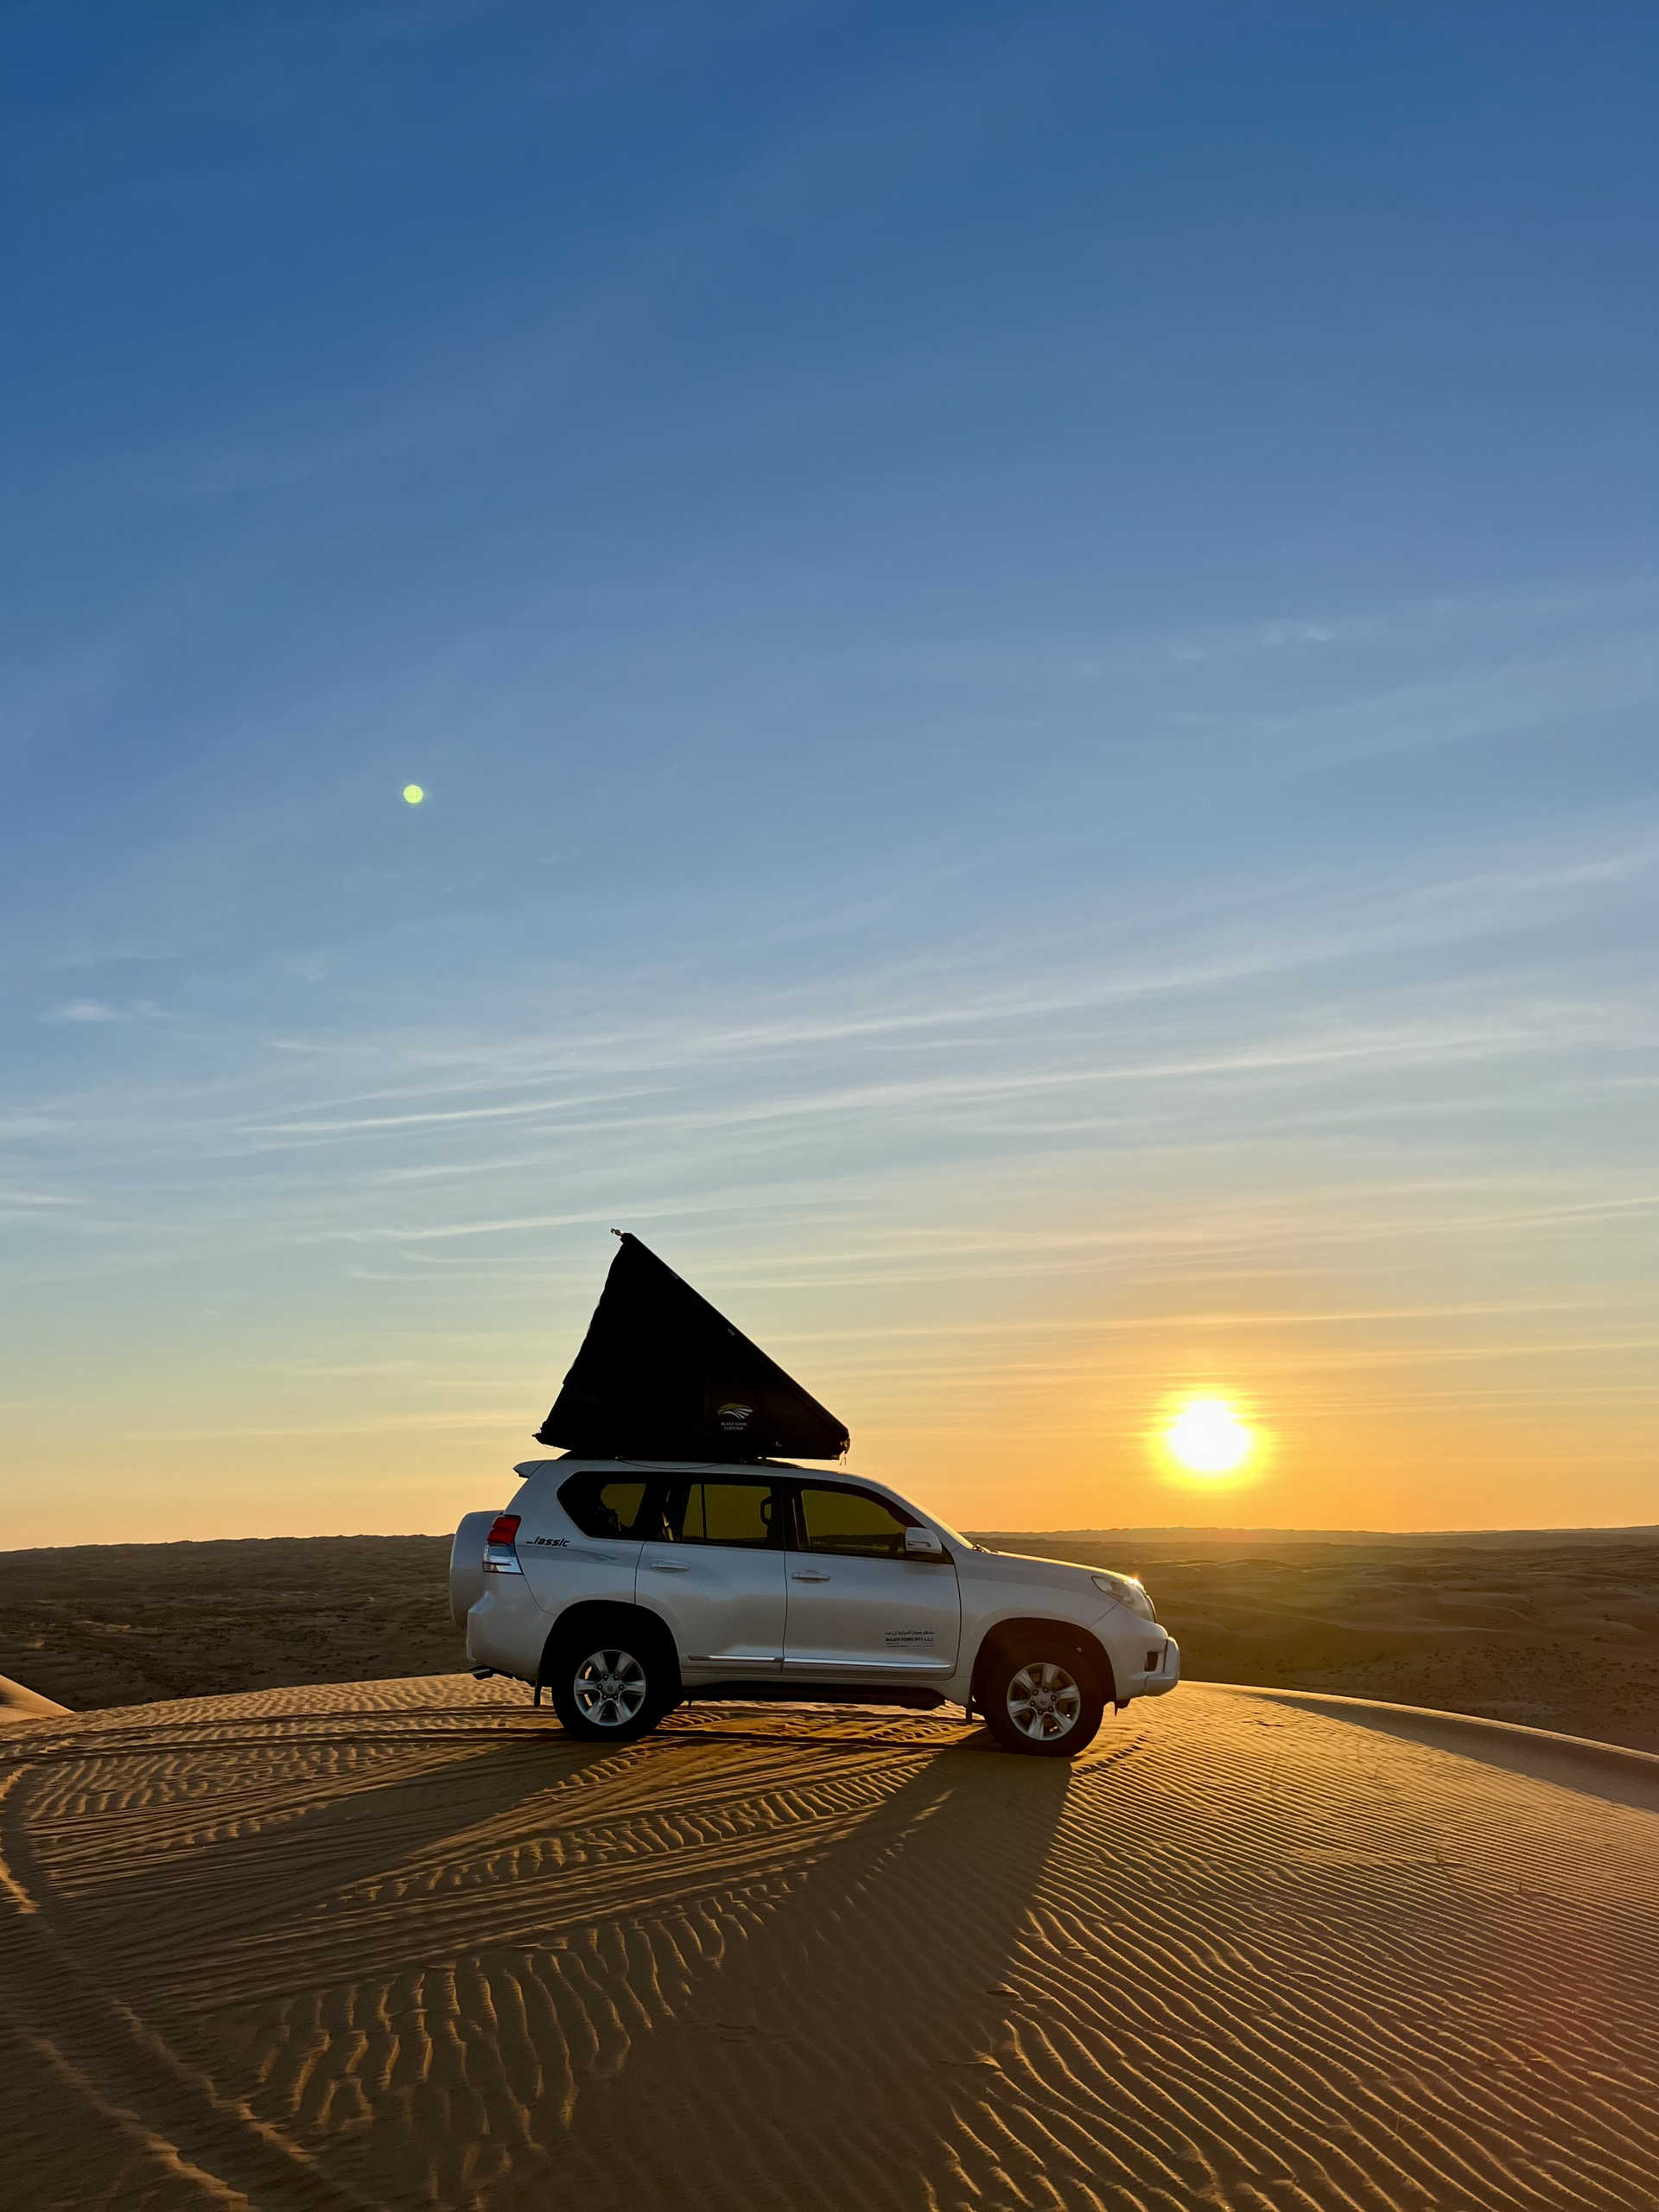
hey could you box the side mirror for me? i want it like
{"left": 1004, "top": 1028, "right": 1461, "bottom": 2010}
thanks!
{"left": 904, "top": 1525, "right": 945, "bottom": 1560}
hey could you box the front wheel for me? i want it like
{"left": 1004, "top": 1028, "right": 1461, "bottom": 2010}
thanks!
{"left": 547, "top": 1633, "right": 675, "bottom": 1744}
{"left": 980, "top": 1644, "right": 1105, "bottom": 1758}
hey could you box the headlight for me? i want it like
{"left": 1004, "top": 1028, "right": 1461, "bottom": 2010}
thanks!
{"left": 1092, "top": 1572, "right": 1156, "bottom": 1622}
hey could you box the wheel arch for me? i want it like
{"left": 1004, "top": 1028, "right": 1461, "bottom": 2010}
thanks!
{"left": 537, "top": 1599, "right": 681, "bottom": 1691}
{"left": 969, "top": 1616, "right": 1117, "bottom": 1708}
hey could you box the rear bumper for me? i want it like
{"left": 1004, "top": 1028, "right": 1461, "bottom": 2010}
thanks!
{"left": 465, "top": 1581, "right": 545, "bottom": 1682}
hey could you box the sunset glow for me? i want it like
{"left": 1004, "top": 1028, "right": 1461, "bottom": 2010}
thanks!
{"left": 1165, "top": 1398, "right": 1255, "bottom": 1478}
{"left": 5, "top": 7, "right": 1657, "bottom": 1554}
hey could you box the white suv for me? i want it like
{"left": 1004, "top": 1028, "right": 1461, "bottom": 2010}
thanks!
{"left": 451, "top": 1459, "right": 1179, "bottom": 1758}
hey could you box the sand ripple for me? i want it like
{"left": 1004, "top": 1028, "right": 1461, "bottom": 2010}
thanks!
{"left": 3, "top": 1676, "right": 1656, "bottom": 2210}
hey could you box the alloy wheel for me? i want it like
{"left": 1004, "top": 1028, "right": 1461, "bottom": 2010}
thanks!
{"left": 572, "top": 1648, "right": 649, "bottom": 1727}
{"left": 1006, "top": 1660, "right": 1083, "bottom": 1742}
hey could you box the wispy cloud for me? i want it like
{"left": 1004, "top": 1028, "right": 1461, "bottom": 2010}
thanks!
{"left": 124, "top": 1410, "right": 525, "bottom": 1440}
{"left": 41, "top": 998, "right": 168, "bottom": 1025}
{"left": 240, "top": 1084, "right": 669, "bottom": 1141}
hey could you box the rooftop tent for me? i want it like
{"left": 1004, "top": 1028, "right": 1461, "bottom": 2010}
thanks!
{"left": 535, "top": 1232, "right": 849, "bottom": 1462}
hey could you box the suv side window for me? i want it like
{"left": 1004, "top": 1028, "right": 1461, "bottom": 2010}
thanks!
{"left": 657, "top": 1478, "right": 783, "bottom": 1548}
{"left": 795, "top": 1484, "right": 916, "bottom": 1560}
{"left": 558, "top": 1475, "right": 653, "bottom": 1540}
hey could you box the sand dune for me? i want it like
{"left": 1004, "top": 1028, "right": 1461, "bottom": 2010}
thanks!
{"left": 0, "top": 1671, "right": 68, "bottom": 1726}
{"left": 3, "top": 1679, "right": 1657, "bottom": 2211}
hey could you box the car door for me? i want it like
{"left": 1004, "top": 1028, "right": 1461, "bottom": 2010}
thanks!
{"left": 636, "top": 1472, "right": 789, "bottom": 1674}
{"left": 783, "top": 1483, "right": 960, "bottom": 1677}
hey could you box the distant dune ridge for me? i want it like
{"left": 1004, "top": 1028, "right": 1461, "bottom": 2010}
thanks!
{"left": 988, "top": 1525, "right": 1659, "bottom": 1755}
{"left": 4, "top": 1525, "right": 1656, "bottom": 1753}
{"left": 1, "top": 1675, "right": 1656, "bottom": 2210}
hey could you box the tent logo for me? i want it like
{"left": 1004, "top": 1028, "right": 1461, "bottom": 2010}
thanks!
{"left": 716, "top": 1402, "right": 753, "bottom": 1433}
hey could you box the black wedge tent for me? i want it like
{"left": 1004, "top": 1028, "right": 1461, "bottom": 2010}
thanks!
{"left": 535, "top": 1232, "right": 849, "bottom": 1462}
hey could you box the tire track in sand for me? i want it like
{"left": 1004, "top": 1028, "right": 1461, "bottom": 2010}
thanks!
{"left": 0, "top": 1729, "right": 403, "bottom": 2211}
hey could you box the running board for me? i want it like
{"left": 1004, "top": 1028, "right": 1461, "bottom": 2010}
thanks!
{"left": 682, "top": 1680, "right": 953, "bottom": 1711}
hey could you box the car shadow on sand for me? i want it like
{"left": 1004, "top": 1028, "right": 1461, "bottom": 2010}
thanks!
{"left": 547, "top": 1723, "right": 1125, "bottom": 2212}
{"left": 37, "top": 1726, "right": 618, "bottom": 1976}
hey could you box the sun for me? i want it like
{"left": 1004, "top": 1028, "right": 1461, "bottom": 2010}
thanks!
{"left": 1165, "top": 1396, "right": 1254, "bottom": 1477}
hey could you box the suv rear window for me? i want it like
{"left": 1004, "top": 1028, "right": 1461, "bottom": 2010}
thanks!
{"left": 657, "top": 1478, "right": 784, "bottom": 1548}
{"left": 558, "top": 1474, "right": 654, "bottom": 1539}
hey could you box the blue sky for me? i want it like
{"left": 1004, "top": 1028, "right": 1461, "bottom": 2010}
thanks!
{"left": 4, "top": 1, "right": 1658, "bottom": 1542}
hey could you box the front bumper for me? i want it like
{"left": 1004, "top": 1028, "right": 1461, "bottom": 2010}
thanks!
{"left": 1094, "top": 1600, "right": 1181, "bottom": 1705}
{"left": 1124, "top": 1631, "right": 1180, "bottom": 1700}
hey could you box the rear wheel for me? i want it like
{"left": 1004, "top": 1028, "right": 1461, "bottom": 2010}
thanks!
{"left": 547, "top": 1626, "right": 677, "bottom": 1743}
{"left": 980, "top": 1642, "right": 1105, "bottom": 1758}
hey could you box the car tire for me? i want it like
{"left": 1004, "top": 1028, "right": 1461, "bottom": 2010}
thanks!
{"left": 546, "top": 1620, "right": 678, "bottom": 1745}
{"left": 979, "top": 1639, "right": 1105, "bottom": 1758}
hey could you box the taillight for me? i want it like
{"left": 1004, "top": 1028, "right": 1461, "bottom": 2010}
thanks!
{"left": 483, "top": 1513, "right": 523, "bottom": 1574}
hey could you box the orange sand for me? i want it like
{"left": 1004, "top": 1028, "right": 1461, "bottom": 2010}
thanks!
{"left": 3, "top": 1675, "right": 1656, "bottom": 2210}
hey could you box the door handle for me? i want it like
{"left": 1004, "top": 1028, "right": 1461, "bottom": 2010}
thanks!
{"left": 645, "top": 1561, "right": 690, "bottom": 1573}
{"left": 790, "top": 1570, "right": 831, "bottom": 1582}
